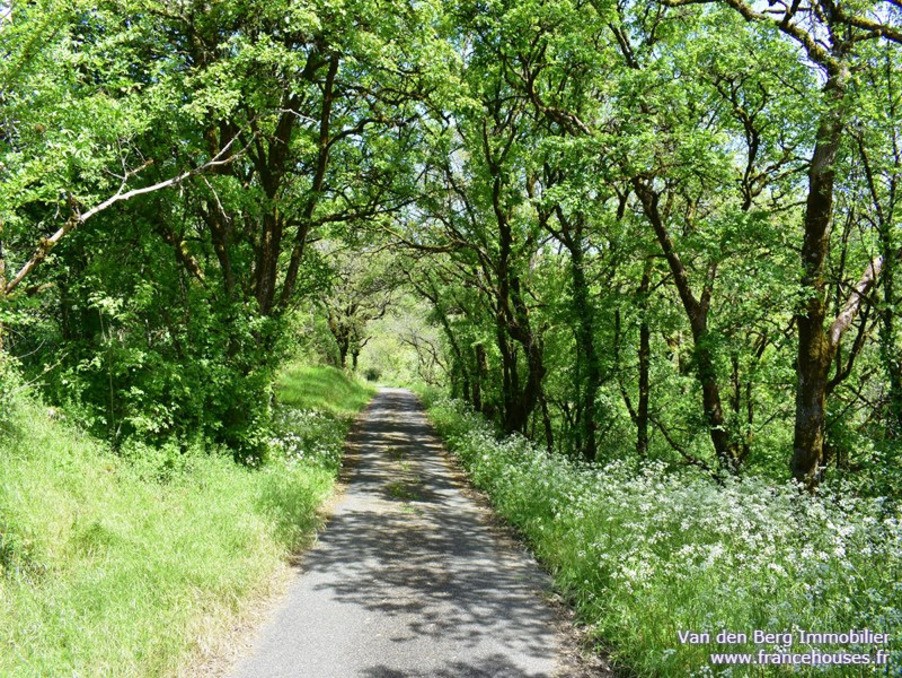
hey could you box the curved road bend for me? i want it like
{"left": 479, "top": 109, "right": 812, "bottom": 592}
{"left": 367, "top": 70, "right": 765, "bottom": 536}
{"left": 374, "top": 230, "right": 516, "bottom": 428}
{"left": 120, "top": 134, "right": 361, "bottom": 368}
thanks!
{"left": 229, "top": 388, "right": 562, "bottom": 678}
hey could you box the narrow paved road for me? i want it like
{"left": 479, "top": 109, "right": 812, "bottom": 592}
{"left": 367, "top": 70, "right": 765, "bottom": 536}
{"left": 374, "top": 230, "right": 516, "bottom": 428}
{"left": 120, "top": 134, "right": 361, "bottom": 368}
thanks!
{"left": 230, "top": 388, "right": 561, "bottom": 678}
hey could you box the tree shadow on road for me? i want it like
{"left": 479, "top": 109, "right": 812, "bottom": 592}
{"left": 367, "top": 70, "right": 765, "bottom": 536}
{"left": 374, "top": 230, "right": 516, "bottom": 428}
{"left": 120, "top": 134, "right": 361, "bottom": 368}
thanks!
{"left": 302, "top": 389, "right": 559, "bottom": 673}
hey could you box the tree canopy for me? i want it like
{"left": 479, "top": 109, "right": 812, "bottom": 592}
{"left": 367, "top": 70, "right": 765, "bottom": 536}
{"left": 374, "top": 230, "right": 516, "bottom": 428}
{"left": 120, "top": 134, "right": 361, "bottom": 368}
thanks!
{"left": 2, "top": 0, "right": 901, "bottom": 490}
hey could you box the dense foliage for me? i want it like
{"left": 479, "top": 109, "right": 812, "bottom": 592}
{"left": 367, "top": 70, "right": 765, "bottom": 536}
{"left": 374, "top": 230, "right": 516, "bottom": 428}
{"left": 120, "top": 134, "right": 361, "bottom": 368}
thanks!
{"left": 0, "top": 0, "right": 441, "bottom": 457}
{"left": 395, "top": 0, "right": 902, "bottom": 492}
{"left": 1, "top": 0, "right": 901, "bottom": 673}
{"left": 3, "top": 0, "right": 900, "bottom": 486}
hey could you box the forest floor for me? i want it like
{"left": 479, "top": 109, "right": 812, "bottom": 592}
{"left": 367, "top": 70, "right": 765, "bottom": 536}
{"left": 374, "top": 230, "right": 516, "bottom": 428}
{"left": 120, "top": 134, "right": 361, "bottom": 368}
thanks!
{"left": 228, "top": 388, "right": 589, "bottom": 678}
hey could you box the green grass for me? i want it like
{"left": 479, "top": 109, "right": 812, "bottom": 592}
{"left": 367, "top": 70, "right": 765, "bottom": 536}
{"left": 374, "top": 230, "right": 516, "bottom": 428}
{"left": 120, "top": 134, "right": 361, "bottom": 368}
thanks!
{"left": 276, "top": 364, "right": 375, "bottom": 419}
{"left": 0, "top": 363, "right": 373, "bottom": 677}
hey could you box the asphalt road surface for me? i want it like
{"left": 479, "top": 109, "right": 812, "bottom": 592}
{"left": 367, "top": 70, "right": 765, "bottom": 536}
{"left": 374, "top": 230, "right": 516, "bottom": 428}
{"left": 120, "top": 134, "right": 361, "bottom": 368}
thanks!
{"left": 230, "top": 388, "right": 562, "bottom": 678}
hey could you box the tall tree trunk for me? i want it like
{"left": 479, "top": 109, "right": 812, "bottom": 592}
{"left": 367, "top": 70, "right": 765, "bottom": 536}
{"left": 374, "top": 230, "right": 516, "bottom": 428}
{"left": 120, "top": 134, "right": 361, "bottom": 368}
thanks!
{"left": 880, "top": 223, "right": 902, "bottom": 436}
{"left": 633, "top": 180, "right": 740, "bottom": 471}
{"left": 506, "top": 275, "right": 546, "bottom": 434}
{"left": 791, "top": 66, "right": 849, "bottom": 487}
{"left": 517, "top": 328, "right": 546, "bottom": 433}
{"left": 545, "top": 207, "right": 600, "bottom": 460}
{"left": 567, "top": 230, "right": 601, "bottom": 462}
{"left": 612, "top": 273, "right": 651, "bottom": 459}
{"left": 875, "top": 180, "right": 902, "bottom": 436}
{"left": 637, "top": 265, "right": 651, "bottom": 457}
{"left": 254, "top": 212, "right": 283, "bottom": 316}
{"left": 493, "top": 175, "right": 523, "bottom": 433}
{"left": 496, "top": 311, "right": 546, "bottom": 435}
{"left": 492, "top": 168, "right": 545, "bottom": 433}
{"left": 497, "top": 323, "right": 518, "bottom": 430}
{"left": 473, "top": 343, "right": 487, "bottom": 415}
{"left": 250, "top": 91, "right": 304, "bottom": 317}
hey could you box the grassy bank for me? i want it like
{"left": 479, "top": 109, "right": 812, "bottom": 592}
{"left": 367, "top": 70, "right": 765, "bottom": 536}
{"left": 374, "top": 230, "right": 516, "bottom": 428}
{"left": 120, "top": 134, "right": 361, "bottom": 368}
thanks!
{"left": 276, "top": 364, "right": 375, "bottom": 419}
{"left": 0, "top": 365, "right": 373, "bottom": 677}
{"left": 426, "top": 396, "right": 902, "bottom": 676}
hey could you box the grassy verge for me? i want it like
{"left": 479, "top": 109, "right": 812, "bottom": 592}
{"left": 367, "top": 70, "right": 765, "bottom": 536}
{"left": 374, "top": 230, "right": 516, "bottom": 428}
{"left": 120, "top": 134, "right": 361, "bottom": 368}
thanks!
{"left": 276, "top": 364, "right": 375, "bottom": 419}
{"left": 425, "top": 396, "right": 902, "bottom": 676}
{"left": 0, "top": 365, "right": 373, "bottom": 677}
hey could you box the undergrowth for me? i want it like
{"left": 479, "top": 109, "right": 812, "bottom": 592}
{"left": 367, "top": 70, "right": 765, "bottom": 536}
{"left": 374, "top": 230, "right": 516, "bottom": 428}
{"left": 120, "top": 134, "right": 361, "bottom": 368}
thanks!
{"left": 426, "top": 396, "right": 902, "bottom": 677}
{"left": 0, "top": 364, "right": 373, "bottom": 677}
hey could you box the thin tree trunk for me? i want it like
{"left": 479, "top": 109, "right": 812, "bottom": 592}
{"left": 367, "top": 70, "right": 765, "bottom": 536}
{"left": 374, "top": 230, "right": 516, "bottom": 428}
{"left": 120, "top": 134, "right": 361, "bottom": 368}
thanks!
{"left": 568, "top": 230, "right": 601, "bottom": 462}
{"left": 473, "top": 343, "right": 487, "bottom": 415}
{"left": 874, "top": 179, "right": 902, "bottom": 437}
{"left": 880, "top": 228, "right": 902, "bottom": 436}
{"left": 637, "top": 265, "right": 651, "bottom": 457}
{"left": 633, "top": 180, "right": 740, "bottom": 471}
{"left": 857, "top": 118, "right": 902, "bottom": 438}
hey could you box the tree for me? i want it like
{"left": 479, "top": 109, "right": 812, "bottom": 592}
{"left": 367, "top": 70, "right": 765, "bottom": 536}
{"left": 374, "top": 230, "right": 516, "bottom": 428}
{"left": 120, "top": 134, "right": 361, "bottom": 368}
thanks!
{"left": 317, "top": 243, "right": 399, "bottom": 370}
{"left": 662, "top": 0, "right": 902, "bottom": 486}
{"left": 853, "top": 45, "right": 902, "bottom": 440}
{"left": 411, "top": 90, "right": 551, "bottom": 440}
{"left": 0, "top": 0, "right": 447, "bottom": 454}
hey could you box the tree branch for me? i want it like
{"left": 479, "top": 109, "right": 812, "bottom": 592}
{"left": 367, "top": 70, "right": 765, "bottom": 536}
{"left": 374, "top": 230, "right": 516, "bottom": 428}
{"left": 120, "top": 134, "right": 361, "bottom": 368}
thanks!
{"left": 828, "top": 253, "right": 886, "bottom": 348}
{"left": 5, "top": 136, "right": 243, "bottom": 295}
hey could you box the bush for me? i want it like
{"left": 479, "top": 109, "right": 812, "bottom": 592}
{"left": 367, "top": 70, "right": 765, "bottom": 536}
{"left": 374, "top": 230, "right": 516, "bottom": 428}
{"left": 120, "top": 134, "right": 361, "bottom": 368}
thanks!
{"left": 15, "top": 265, "right": 285, "bottom": 463}
{"left": 427, "top": 397, "right": 902, "bottom": 676}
